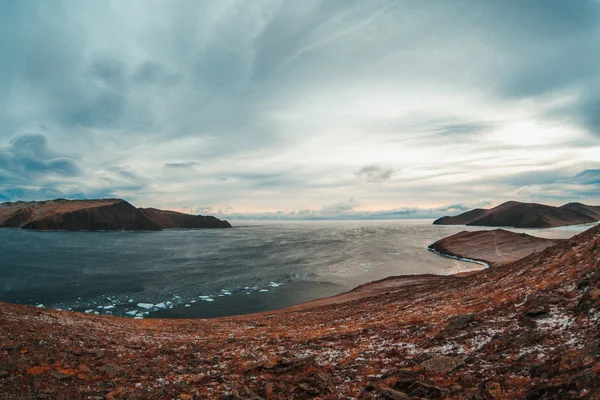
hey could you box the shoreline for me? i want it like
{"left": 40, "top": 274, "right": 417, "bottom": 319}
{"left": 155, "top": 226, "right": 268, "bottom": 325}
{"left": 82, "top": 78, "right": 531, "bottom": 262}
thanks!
{"left": 426, "top": 246, "right": 490, "bottom": 271}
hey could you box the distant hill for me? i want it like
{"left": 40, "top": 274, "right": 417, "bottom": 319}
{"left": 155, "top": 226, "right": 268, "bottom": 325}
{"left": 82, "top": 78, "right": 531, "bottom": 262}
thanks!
{"left": 434, "top": 201, "right": 600, "bottom": 228}
{"left": 0, "top": 198, "right": 231, "bottom": 231}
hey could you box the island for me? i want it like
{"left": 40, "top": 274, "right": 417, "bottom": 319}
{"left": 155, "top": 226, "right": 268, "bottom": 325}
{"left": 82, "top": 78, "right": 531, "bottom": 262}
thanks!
{"left": 434, "top": 201, "right": 600, "bottom": 228}
{"left": 0, "top": 198, "right": 231, "bottom": 231}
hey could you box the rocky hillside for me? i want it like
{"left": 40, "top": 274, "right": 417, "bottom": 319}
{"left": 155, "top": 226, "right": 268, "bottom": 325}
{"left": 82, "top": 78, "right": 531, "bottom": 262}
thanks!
{"left": 0, "top": 199, "right": 230, "bottom": 231}
{"left": 434, "top": 200, "right": 600, "bottom": 228}
{"left": 428, "top": 229, "right": 562, "bottom": 267}
{"left": 1, "top": 225, "right": 599, "bottom": 398}
{"left": 139, "top": 208, "right": 232, "bottom": 229}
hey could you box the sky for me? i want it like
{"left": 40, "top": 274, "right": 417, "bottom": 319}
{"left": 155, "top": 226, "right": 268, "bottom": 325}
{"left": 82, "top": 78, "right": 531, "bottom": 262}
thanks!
{"left": 1, "top": 0, "right": 600, "bottom": 219}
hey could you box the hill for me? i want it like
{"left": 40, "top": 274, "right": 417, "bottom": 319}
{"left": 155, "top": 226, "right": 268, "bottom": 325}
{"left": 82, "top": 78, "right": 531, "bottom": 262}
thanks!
{"left": 0, "top": 198, "right": 230, "bottom": 231}
{"left": 0, "top": 225, "right": 598, "bottom": 398}
{"left": 434, "top": 200, "right": 600, "bottom": 228}
{"left": 428, "top": 229, "right": 562, "bottom": 267}
{"left": 139, "top": 207, "right": 231, "bottom": 229}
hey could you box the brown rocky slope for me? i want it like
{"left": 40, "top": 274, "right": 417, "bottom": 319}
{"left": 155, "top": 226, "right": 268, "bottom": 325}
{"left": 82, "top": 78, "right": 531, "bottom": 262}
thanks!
{"left": 0, "top": 198, "right": 230, "bottom": 231}
{"left": 1, "top": 225, "right": 600, "bottom": 398}
{"left": 428, "top": 229, "right": 563, "bottom": 267}
{"left": 139, "top": 208, "right": 232, "bottom": 229}
{"left": 434, "top": 201, "right": 600, "bottom": 228}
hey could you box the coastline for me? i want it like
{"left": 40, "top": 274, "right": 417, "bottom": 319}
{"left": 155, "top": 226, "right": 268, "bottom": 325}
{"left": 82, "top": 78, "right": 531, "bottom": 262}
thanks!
{"left": 426, "top": 247, "right": 490, "bottom": 271}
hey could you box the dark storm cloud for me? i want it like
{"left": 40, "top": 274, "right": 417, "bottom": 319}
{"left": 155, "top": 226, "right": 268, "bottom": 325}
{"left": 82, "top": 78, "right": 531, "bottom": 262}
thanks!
{"left": 0, "top": 133, "right": 83, "bottom": 201}
{"left": 0, "top": 134, "right": 80, "bottom": 180}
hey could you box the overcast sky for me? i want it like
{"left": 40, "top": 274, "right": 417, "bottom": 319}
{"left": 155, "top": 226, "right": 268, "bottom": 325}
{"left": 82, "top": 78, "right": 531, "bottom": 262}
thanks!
{"left": 1, "top": 0, "right": 599, "bottom": 219}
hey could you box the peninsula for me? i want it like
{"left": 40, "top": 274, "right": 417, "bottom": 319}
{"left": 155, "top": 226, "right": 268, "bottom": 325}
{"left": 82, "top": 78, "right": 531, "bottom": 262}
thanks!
{"left": 0, "top": 198, "right": 231, "bottom": 231}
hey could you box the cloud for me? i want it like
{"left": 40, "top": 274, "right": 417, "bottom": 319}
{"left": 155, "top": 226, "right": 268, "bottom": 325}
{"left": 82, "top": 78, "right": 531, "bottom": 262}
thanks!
{"left": 1, "top": 1, "right": 600, "bottom": 210}
{"left": 355, "top": 165, "right": 396, "bottom": 183}
{"left": 0, "top": 134, "right": 80, "bottom": 180}
{"left": 164, "top": 162, "right": 199, "bottom": 169}
{"left": 134, "top": 61, "right": 182, "bottom": 87}
{"left": 320, "top": 197, "right": 358, "bottom": 215}
{"left": 515, "top": 185, "right": 543, "bottom": 201}
{"left": 573, "top": 169, "right": 600, "bottom": 185}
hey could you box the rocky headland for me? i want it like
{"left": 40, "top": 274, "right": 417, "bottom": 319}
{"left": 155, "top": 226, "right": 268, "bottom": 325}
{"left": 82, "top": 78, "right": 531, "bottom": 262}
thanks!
{"left": 1, "top": 224, "right": 599, "bottom": 398}
{"left": 434, "top": 201, "right": 600, "bottom": 228}
{"left": 0, "top": 198, "right": 231, "bottom": 231}
{"left": 139, "top": 207, "right": 231, "bottom": 229}
{"left": 428, "top": 229, "right": 562, "bottom": 267}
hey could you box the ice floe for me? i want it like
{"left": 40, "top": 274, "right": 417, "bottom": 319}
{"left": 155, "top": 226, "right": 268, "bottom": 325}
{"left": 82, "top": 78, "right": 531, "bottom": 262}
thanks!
{"left": 137, "top": 303, "right": 154, "bottom": 309}
{"left": 103, "top": 305, "right": 115, "bottom": 310}
{"left": 84, "top": 309, "right": 94, "bottom": 314}
{"left": 154, "top": 302, "right": 167, "bottom": 309}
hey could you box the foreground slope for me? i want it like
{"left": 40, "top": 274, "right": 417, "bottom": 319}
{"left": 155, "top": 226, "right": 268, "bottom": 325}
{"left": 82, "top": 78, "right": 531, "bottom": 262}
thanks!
{"left": 434, "top": 200, "right": 600, "bottom": 228}
{"left": 428, "top": 229, "right": 562, "bottom": 267}
{"left": 0, "top": 199, "right": 230, "bottom": 231}
{"left": 1, "top": 226, "right": 599, "bottom": 398}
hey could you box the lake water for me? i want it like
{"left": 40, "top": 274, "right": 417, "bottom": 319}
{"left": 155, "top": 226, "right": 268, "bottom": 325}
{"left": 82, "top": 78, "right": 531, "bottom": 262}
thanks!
{"left": 0, "top": 220, "right": 593, "bottom": 319}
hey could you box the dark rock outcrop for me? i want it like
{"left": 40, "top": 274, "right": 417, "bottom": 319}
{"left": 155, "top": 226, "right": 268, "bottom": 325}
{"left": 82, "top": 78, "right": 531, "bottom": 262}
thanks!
{"left": 434, "top": 201, "right": 600, "bottom": 228}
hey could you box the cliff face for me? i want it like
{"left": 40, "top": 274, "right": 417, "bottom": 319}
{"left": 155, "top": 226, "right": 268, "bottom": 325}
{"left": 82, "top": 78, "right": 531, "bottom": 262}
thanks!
{"left": 434, "top": 200, "right": 600, "bottom": 228}
{"left": 1, "top": 225, "right": 599, "bottom": 398}
{"left": 138, "top": 208, "right": 232, "bottom": 229}
{"left": 0, "top": 199, "right": 160, "bottom": 231}
{"left": 428, "top": 229, "right": 562, "bottom": 267}
{"left": 0, "top": 199, "right": 231, "bottom": 231}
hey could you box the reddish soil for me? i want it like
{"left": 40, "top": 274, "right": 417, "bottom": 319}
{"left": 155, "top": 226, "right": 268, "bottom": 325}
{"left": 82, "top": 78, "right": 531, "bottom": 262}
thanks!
{"left": 434, "top": 201, "right": 600, "bottom": 228}
{"left": 1, "top": 226, "right": 599, "bottom": 398}
{"left": 428, "top": 229, "right": 562, "bottom": 267}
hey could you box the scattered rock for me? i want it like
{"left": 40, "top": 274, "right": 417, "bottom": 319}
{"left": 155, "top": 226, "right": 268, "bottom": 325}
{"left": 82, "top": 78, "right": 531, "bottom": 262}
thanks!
{"left": 576, "top": 288, "right": 600, "bottom": 314}
{"left": 523, "top": 297, "right": 550, "bottom": 317}
{"left": 420, "top": 355, "right": 465, "bottom": 373}
{"left": 487, "top": 382, "right": 503, "bottom": 399}
{"left": 444, "top": 314, "right": 476, "bottom": 333}
{"left": 375, "top": 384, "right": 411, "bottom": 400}
{"left": 98, "top": 363, "right": 127, "bottom": 378}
